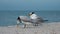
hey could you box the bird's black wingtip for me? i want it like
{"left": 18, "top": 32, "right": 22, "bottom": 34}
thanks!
{"left": 44, "top": 20, "right": 48, "bottom": 21}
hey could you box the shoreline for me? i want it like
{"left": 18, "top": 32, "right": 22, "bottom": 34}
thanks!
{"left": 0, "top": 22, "right": 60, "bottom": 34}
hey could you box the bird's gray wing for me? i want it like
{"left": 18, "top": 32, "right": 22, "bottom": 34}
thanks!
{"left": 36, "top": 16, "right": 44, "bottom": 22}
{"left": 20, "top": 16, "right": 31, "bottom": 22}
{"left": 37, "top": 16, "right": 48, "bottom": 22}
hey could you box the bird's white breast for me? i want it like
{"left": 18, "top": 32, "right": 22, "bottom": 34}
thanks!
{"left": 30, "top": 14, "right": 37, "bottom": 19}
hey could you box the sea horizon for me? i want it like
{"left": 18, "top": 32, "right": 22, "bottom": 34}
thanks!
{"left": 0, "top": 10, "right": 60, "bottom": 26}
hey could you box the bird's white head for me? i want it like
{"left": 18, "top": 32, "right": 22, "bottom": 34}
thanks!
{"left": 29, "top": 12, "right": 35, "bottom": 16}
{"left": 29, "top": 12, "right": 37, "bottom": 19}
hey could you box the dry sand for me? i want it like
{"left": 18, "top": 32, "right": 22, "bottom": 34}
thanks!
{"left": 0, "top": 22, "right": 60, "bottom": 34}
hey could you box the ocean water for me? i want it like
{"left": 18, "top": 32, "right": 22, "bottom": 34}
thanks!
{"left": 0, "top": 10, "right": 60, "bottom": 26}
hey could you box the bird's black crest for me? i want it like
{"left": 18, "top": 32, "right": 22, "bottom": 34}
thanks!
{"left": 32, "top": 12, "right": 35, "bottom": 14}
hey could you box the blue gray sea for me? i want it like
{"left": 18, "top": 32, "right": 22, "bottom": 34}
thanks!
{"left": 0, "top": 10, "right": 60, "bottom": 26}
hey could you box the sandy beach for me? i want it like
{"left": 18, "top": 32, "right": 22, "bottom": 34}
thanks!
{"left": 0, "top": 22, "right": 60, "bottom": 34}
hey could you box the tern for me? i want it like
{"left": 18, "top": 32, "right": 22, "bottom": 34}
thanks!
{"left": 17, "top": 12, "right": 48, "bottom": 28}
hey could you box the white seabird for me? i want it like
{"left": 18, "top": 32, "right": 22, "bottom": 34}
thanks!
{"left": 17, "top": 16, "right": 32, "bottom": 28}
{"left": 28, "top": 12, "right": 44, "bottom": 25}
{"left": 17, "top": 12, "right": 48, "bottom": 28}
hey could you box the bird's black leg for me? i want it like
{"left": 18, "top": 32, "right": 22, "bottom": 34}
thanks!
{"left": 33, "top": 23, "right": 38, "bottom": 26}
{"left": 24, "top": 24, "right": 26, "bottom": 28}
